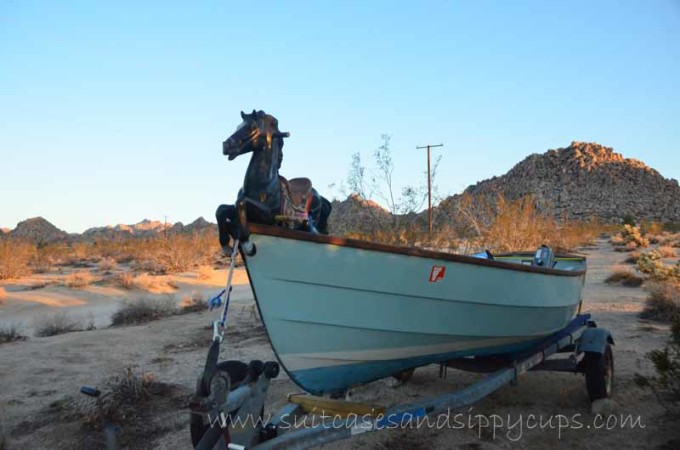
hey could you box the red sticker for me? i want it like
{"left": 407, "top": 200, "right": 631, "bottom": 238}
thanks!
{"left": 429, "top": 265, "right": 446, "bottom": 283}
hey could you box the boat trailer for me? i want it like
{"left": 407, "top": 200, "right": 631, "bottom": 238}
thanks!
{"left": 189, "top": 313, "right": 614, "bottom": 450}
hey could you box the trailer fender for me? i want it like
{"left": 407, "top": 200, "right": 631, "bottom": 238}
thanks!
{"left": 578, "top": 328, "right": 614, "bottom": 354}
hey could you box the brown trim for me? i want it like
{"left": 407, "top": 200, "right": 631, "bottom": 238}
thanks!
{"left": 248, "top": 224, "right": 586, "bottom": 277}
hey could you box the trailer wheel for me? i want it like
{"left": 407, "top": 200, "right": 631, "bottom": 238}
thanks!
{"left": 583, "top": 344, "right": 614, "bottom": 402}
{"left": 190, "top": 360, "right": 250, "bottom": 447}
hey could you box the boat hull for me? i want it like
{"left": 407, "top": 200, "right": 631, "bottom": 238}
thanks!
{"left": 242, "top": 226, "right": 585, "bottom": 395}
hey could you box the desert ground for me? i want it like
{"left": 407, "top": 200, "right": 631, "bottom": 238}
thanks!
{"left": 1, "top": 240, "right": 678, "bottom": 450}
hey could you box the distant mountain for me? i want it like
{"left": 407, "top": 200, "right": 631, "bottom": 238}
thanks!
{"left": 3, "top": 217, "right": 216, "bottom": 243}
{"left": 433, "top": 141, "right": 680, "bottom": 223}
{"left": 183, "top": 217, "right": 213, "bottom": 233}
{"left": 83, "top": 219, "right": 172, "bottom": 239}
{"left": 9, "top": 217, "right": 69, "bottom": 243}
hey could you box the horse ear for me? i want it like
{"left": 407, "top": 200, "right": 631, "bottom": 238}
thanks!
{"left": 240, "top": 111, "right": 247, "bottom": 120}
{"left": 251, "top": 109, "right": 257, "bottom": 117}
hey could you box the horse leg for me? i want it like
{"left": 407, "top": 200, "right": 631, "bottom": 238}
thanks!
{"left": 240, "top": 197, "right": 275, "bottom": 225}
{"left": 318, "top": 196, "right": 332, "bottom": 234}
{"left": 309, "top": 189, "right": 332, "bottom": 235}
{"left": 215, "top": 204, "right": 238, "bottom": 254}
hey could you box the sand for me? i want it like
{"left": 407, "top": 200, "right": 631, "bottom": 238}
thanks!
{"left": 0, "top": 241, "right": 678, "bottom": 449}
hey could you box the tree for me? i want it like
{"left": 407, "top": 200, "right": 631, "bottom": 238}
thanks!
{"left": 347, "top": 134, "right": 441, "bottom": 219}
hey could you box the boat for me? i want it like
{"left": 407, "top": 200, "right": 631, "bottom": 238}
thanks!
{"left": 239, "top": 223, "right": 587, "bottom": 395}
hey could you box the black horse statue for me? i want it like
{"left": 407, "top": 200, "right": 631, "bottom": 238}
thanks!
{"left": 216, "top": 110, "right": 332, "bottom": 253}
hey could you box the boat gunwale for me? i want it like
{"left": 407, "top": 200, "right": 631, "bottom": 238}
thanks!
{"left": 247, "top": 224, "right": 586, "bottom": 278}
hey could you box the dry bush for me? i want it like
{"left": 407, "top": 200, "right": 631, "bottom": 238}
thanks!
{"left": 0, "top": 323, "right": 25, "bottom": 344}
{"left": 79, "top": 367, "right": 173, "bottom": 426}
{"left": 139, "top": 233, "right": 216, "bottom": 274}
{"left": 65, "top": 271, "right": 95, "bottom": 288}
{"left": 623, "top": 251, "right": 641, "bottom": 264}
{"left": 197, "top": 265, "right": 215, "bottom": 280}
{"left": 97, "top": 257, "right": 118, "bottom": 271}
{"left": 455, "top": 194, "right": 607, "bottom": 253}
{"left": 605, "top": 266, "right": 644, "bottom": 287}
{"left": 31, "top": 245, "right": 61, "bottom": 273}
{"left": 113, "top": 272, "right": 135, "bottom": 289}
{"left": 658, "top": 246, "right": 677, "bottom": 258}
{"left": 111, "top": 296, "right": 177, "bottom": 326}
{"left": 0, "top": 239, "right": 35, "bottom": 280}
{"left": 130, "top": 273, "right": 176, "bottom": 292}
{"left": 611, "top": 224, "right": 650, "bottom": 249}
{"left": 640, "top": 281, "right": 680, "bottom": 322}
{"left": 179, "top": 291, "right": 208, "bottom": 314}
{"left": 34, "top": 312, "right": 86, "bottom": 337}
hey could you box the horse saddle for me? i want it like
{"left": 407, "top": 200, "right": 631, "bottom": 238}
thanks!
{"left": 278, "top": 177, "right": 313, "bottom": 223}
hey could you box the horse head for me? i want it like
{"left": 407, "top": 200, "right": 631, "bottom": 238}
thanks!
{"left": 222, "top": 110, "right": 289, "bottom": 160}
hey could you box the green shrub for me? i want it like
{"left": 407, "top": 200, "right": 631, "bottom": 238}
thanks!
{"left": 634, "top": 315, "right": 680, "bottom": 414}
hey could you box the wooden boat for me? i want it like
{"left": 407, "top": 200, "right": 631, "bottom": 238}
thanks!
{"left": 239, "top": 223, "right": 586, "bottom": 395}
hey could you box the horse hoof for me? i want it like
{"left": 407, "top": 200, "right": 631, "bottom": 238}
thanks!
{"left": 242, "top": 241, "right": 256, "bottom": 256}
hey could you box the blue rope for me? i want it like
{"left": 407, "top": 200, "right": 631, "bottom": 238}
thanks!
{"left": 208, "top": 289, "right": 226, "bottom": 310}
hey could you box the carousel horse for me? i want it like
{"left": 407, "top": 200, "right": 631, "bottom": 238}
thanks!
{"left": 216, "top": 110, "right": 331, "bottom": 253}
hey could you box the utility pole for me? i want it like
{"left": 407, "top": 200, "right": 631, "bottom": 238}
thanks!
{"left": 416, "top": 143, "right": 443, "bottom": 236}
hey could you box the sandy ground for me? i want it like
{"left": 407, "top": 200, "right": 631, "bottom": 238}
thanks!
{"left": 1, "top": 241, "right": 679, "bottom": 449}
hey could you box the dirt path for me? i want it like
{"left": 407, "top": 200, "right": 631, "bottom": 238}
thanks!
{"left": 0, "top": 242, "right": 678, "bottom": 449}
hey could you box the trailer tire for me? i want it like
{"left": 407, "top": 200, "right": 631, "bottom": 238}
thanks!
{"left": 584, "top": 344, "right": 614, "bottom": 402}
{"left": 190, "top": 360, "right": 250, "bottom": 447}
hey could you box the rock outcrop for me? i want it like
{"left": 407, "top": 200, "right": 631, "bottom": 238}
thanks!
{"left": 9, "top": 217, "right": 69, "bottom": 243}
{"left": 328, "top": 194, "right": 392, "bottom": 235}
{"left": 435, "top": 142, "right": 680, "bottom": 223}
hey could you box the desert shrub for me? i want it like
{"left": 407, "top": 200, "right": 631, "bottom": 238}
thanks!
{"left": 65, "top": 271, "right": 95, "bottom": 288}
{"left": 640, "top": 221, "right": 664, "bottom": 236}
{"left": 623, "top": 251, "right": 641, "bottom": 264}
{"left": 0, "top": 323, "right": 25, "bottom": 344}
{"left": 611, "top": 224, "right": 650, "bottom": 249}
{"left": 605, "top": 267, "right": 644, "bottom": 287}
{"left": 31, "top": 244, "right": 58, "bottom": 273}
{"left": 622, "top": 214, "right": 636, "bottom": 226}
{"left": 179, "top": 292, "right": 208, "bottom": 314}
{"left": 140, "top": 233, "right": 215, "bottom": 274}
{"left": 197, "top": 265, "right": 215, "bottom": 280}
{"left": 34, "top": 312, "right": 86, "bottom": 337}
{"left": 111, "top": 296, "right": 177, "bottom": 326}
{"left": 454, "top": 194, "right": 608, "bottom": 253}
{"left": 634, "top": 316, "right": 680, "bottom": 414}
{"left": 610, "top": 234, "right": 625, "bottom": 246}
{"left": 663, "top": 222, "right": 680, "bottom": 233}
{"left": 113, "top": 272, "right": 135, "bottom": 289}
{"left": 98, "top": 257, "right": 118, "bottom": 271}
{"left": 132, "top": 273, "right": 176, "bottom": 292}
{"left": 79, "top": 367, "right": 173, "bottom": 426}
{"left": 637, "top": 252, "right": 680, "bottom": 281}
{"left": 0, "top": 239, "right": 35, "bottom": 280}
{"left": 658, "top": 246, "right": 677, "bottom": 258}
{"left": 640, "top": 281, "right": 680, "bottom": 322}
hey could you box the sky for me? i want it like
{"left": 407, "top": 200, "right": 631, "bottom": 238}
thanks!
{"left": 1, "top": 0, "right": 679, "bottom": 232}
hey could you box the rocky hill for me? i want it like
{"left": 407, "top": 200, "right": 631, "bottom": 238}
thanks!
{"left": 83, "top": 219, "right": 172, "bottom": 239}
{"left": 328, "top": 194, "right": 392, "bottom": 235}
{"left": 9, "top": 217, "right": 69, "bottom": 243}
{"left": 433, "top": 141, "right": 680, "bottom": 223}
{"left": 3, "top": 217, "right": 217, "bottom": 243}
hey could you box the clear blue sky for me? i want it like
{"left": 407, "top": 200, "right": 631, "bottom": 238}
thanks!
{"left": 1, "top": 0, "right": 679, "bottom": 232}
